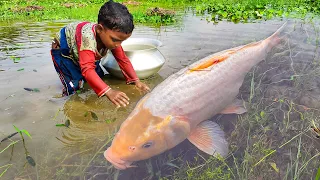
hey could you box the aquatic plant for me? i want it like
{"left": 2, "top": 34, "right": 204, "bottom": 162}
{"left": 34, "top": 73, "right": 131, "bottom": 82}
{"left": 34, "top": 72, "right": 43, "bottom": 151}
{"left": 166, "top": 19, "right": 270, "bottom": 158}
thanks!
{"left": 192, "top": 0, "right": 320, "bottom": 23}
{"left": 0, "top": 0, "right": 319, "bottom": 24}
{"left": 0, "top": 125, "right": 34, "bottom": 177}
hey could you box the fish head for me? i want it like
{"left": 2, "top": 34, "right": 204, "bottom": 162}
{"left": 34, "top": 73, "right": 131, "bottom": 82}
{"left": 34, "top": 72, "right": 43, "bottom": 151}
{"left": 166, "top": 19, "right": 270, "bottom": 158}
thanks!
{"left": 104, "top": 99, "right": 190, "bottom": 170}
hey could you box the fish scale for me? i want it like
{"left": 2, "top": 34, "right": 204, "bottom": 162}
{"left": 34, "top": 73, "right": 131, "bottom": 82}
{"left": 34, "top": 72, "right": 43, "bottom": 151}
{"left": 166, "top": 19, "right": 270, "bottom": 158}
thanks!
{"left": 144, "top": 41, "right": 268, "bottom": 125}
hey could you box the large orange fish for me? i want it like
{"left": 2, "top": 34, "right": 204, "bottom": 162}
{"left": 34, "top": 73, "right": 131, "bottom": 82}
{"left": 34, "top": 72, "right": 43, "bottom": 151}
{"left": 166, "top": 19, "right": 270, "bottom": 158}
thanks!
{"left": 104, "top": 22, "right": 287, "bottom": 170}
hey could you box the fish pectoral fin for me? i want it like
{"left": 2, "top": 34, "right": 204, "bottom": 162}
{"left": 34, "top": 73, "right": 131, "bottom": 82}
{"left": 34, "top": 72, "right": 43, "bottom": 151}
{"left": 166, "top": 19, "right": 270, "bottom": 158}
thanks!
{"left": 187, "top": 120, "right": 228, "bottom": 157}
{"left": 219, "top": 99, "right": 247, "bottom": 115}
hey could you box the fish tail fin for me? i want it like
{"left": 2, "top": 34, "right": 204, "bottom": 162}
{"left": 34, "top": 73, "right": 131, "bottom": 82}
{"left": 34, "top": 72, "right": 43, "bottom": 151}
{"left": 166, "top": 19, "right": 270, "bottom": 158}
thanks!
{"left": 266, "top": 21, "right": 288, "bottom": 49}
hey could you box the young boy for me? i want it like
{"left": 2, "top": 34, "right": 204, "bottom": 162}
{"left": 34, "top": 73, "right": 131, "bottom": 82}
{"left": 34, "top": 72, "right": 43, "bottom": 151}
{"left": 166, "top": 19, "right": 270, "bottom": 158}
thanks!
{"left": 50, "top": 0, "right": 150, "bottom": 108}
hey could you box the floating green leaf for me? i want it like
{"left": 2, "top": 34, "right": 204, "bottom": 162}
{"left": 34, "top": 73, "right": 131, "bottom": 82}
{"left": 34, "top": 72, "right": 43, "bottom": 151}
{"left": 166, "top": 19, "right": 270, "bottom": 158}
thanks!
{"left": 10, "top": 56, "right": 21, "bottom": 63}
{"left": 21, "top": 130, "right": 31, "bottom": 139}
{"left": 55, "top": 124, "right": 65, "bottom": 127}
{"left": 17, "top": 68, "right": 24, "bottom": 71}
{"left": 13, "top": 125, "right": 31, "bottom": 139}
{"left": 84, "top": 111, "right": 88, "bottom": 117}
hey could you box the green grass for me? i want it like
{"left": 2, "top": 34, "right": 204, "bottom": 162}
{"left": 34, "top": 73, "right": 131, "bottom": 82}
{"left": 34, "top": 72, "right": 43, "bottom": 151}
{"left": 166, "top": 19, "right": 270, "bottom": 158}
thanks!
{"left": 0, "top": 0, "right": 182, "bottom": 26}
{"left": 192, "top": 0, "right": 320, "bottom": 23}
{"left": 0, "top": 0, "right": 319, "bottom": 25}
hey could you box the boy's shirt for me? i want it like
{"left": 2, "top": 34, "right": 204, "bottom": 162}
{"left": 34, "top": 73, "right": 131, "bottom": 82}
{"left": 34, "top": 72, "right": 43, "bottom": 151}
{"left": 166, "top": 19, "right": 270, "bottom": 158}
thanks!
{"left": 55, "top": 22, "right": 138, "bottom": 97}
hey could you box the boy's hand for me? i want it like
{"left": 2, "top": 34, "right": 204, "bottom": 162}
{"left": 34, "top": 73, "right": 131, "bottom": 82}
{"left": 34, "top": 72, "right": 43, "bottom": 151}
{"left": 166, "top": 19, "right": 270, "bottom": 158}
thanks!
{"left": 134, "top": 80, "right": 150, "bottom": 93}
{"left": 105, "top": 89, "right": 129, "bottom": 108}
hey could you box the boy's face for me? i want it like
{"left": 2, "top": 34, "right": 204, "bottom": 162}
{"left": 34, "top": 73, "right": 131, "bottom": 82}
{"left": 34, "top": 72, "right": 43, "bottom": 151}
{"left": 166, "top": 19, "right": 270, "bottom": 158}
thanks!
{"left": 97, "top": 24, "right": 132, "bottom": 50}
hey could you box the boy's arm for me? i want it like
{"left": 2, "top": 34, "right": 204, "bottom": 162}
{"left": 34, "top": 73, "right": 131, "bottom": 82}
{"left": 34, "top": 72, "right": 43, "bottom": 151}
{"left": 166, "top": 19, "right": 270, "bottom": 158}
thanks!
{"left": 79, "top": 50, "right": 110, "bottom": 97}
{"left": 111, "top": 46, "right": 139, "bottom": 84}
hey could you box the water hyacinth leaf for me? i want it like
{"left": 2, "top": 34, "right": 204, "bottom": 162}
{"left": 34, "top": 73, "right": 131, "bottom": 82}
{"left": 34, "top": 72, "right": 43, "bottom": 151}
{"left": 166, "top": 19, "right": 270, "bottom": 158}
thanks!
{"left": 26, "top": 155, "right": 36, "bottom": 167}
{"left": 90, "top": 111, "right": 98, "bottom": 121}
{"left": 269, "top": 162, "right": 279, "bottom": 173}
{"left": 55, "top": 124, "right": 65, "bottom": 127}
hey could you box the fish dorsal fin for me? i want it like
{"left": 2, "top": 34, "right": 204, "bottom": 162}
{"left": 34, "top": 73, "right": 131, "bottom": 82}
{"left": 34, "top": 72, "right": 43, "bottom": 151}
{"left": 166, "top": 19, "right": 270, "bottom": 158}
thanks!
{"left": 187, "top": 120, "right": 228, "bottom": 157}
{"left": 188, "top": 39, "right": 265, "bottom": 73}
{"left": 188, "top": 50, "right": 236, "bottom": 72}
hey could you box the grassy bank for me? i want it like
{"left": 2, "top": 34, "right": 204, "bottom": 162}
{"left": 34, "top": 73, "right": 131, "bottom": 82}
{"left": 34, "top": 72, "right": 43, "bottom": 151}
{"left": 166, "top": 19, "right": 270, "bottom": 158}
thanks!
{"left": 0, "top": 0, "right": 183, "bottom": 25}
{"left": 0, "top": 0, "right": 319, "bottom": 25}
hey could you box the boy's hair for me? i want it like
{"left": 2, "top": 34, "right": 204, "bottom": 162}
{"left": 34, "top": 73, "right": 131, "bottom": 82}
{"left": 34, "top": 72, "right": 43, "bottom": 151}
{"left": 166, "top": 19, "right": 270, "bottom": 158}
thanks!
{"left": 98, "top": 0, "right": 134, "bottom": 34}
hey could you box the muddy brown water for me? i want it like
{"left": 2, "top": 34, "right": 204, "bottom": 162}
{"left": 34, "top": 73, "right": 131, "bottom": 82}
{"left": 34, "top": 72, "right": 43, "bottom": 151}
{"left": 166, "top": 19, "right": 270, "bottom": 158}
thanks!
{"left": 0, "top": 14, "right": 319, "bottom": 180}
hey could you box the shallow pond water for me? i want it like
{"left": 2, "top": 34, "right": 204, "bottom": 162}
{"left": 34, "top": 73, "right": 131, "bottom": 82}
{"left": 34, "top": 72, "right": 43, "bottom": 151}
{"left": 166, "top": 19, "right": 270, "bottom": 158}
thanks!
{"left": 0, "top": 14, "right": 319, "bottom": 180}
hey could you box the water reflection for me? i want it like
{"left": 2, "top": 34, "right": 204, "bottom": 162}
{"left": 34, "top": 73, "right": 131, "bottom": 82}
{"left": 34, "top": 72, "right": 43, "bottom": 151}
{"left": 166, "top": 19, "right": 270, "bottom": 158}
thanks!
{"left": 0, "top": 20, "right": 72, "bottom": 62}
{"left": 60, "top": 74, "right": 164, "bottom": 146}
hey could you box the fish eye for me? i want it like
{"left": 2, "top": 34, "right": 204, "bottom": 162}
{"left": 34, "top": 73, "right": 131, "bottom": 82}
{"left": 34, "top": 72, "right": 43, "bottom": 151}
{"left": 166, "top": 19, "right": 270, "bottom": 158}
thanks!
{"left": 142, "top": 142, "right": 153, "bottom": 148}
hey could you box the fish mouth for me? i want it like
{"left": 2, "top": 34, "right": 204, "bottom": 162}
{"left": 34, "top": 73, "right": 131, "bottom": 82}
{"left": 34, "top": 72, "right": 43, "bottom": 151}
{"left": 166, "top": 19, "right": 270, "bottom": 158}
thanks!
{"left": 104, "top": 148, "right": 134, "bottom": 170}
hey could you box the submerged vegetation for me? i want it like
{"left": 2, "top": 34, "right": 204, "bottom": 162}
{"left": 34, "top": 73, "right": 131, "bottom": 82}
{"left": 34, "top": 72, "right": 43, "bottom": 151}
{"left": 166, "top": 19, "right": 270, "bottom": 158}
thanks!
{"left": 0, "top": 0, "right": 319, "bottom": 25}
{"left": 0, "top": 126, "right": 34, "bottom": 178}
